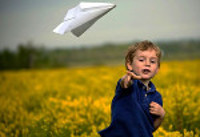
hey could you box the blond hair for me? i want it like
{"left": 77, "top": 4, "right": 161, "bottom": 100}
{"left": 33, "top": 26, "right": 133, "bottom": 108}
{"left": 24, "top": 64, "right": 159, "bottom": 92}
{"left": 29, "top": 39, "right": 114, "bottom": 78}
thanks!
{"left": 125, "top": 40, "right": 162, "bottom": 69}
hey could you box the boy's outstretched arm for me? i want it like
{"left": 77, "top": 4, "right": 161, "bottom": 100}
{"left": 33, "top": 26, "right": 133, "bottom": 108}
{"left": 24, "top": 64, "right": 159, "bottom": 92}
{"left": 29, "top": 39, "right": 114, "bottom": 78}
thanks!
{"left": 120, "top": 71, "right": 142, "bottom": 89}
{"left": 149, "top": 101, "right": 165, "bottom": 131}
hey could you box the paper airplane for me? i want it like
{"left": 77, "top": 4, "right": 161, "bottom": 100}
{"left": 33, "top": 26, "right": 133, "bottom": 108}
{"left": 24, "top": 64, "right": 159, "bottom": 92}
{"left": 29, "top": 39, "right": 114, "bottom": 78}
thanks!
{"left": 53, "top": 2, "right": 116, "bottom": 37}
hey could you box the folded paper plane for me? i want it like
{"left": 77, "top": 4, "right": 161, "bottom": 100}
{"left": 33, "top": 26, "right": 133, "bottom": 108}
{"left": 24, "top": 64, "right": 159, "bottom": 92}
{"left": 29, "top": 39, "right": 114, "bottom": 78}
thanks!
{"left": 53, "top": 2, "right": 116, "bottom": 37}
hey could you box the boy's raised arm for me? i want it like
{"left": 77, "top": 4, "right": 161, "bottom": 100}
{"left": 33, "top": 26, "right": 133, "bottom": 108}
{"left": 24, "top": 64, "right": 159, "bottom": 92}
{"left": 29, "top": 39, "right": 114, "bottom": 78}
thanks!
{"left": 120, "top": 71, "right": 142, "bottom": 89}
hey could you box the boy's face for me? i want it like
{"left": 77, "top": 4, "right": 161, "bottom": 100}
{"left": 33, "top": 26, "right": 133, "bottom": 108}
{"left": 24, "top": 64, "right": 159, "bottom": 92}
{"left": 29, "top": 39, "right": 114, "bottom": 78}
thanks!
{"left": 127, "top": 49, "right": 159, "bottom": 81}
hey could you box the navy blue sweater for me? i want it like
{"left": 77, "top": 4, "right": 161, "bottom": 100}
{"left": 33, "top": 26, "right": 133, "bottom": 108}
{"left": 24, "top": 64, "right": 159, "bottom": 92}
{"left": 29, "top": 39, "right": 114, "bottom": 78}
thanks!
{"left": 98, "top": 79, "right": 163, "bottom": 137}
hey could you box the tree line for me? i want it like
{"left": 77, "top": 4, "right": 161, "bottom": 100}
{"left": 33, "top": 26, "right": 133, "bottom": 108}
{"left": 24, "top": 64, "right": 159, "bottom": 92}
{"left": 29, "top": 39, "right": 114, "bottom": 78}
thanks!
{"left": 0, "top": 40, "right": 200, "bottom": 70}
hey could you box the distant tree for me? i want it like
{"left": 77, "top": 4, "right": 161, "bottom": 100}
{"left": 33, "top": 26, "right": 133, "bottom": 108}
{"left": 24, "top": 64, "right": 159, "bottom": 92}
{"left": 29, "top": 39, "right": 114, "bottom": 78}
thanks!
{"left": 17, "top": 41, "right": 36, "bottom": 69}
{"left": 0, "top": 49, "right": 17, "bottom": 69}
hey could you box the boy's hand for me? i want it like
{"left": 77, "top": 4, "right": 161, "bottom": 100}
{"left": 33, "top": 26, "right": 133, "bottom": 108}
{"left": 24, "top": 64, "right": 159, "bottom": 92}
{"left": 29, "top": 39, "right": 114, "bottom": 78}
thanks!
{"left": 149, "top": 101, "right": 165, "bottom": 119}
{"left": 120, "top": 70, "right": 142, "bottom": 88}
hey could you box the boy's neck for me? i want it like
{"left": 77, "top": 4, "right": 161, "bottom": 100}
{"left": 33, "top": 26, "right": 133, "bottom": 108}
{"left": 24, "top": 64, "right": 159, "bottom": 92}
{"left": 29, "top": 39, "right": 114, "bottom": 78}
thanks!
{"left": 140, "top": 79, "right": 150, "bottom": 89}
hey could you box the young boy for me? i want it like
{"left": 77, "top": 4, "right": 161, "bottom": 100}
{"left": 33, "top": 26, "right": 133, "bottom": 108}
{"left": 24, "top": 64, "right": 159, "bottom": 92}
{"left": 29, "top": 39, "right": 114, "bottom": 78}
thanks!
{"left": 98, "top": 40, "right": 165, "bottom": 137}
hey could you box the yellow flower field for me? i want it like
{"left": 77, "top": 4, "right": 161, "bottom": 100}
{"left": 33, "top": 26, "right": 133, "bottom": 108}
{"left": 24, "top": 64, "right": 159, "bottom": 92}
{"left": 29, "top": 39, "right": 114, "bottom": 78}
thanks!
{"left": 0, "top": 60, "right": 200, "bottom": 137}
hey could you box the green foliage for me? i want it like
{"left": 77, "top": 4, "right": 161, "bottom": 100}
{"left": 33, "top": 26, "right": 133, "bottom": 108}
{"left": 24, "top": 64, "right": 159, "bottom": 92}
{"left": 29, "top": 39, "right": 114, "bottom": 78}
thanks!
{"left": 0, "top": 40, "right": 200, "bottom": 70}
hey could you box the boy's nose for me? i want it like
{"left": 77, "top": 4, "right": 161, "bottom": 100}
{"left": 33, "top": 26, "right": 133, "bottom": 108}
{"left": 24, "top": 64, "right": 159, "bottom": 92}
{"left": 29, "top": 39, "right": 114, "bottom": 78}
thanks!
{"left": 145, "top": 60, "right": 150, "bottom": 66}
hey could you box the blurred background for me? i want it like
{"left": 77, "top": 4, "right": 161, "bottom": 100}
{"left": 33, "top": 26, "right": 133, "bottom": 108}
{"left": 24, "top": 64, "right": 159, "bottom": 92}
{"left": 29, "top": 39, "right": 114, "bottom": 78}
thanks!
{"left": 0, "top": 0, "right": 200, "bottom": 69}
{"left": 0, "top": 0, "right": 200, "bottom": 137}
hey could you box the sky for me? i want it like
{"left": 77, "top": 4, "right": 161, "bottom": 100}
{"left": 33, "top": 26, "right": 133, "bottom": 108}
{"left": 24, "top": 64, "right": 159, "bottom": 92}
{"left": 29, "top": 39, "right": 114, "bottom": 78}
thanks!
{"left": 0, "top": 0, "right": 200, "bottom": 50}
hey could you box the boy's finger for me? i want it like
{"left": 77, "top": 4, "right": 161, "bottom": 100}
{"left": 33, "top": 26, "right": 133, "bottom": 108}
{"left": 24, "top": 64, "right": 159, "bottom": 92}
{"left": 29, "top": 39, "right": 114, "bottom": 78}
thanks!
{"left": 150, "top": 101, "right": 158, "bottom": 106}
{"left": 149, "top": 102, "right": 158, "bottom": 108}
{"left": 150, "top": 110, "right": 159, "bottom": 115}
{"left": 149, "top": 104, "right": 155, "bottom": 108}
{"left": 124, "top": 74, "right": 131, "bottom": 82}
{"left": 149, "top": 109, "right": 156, "bottom": 114}
{"left": 125, "top": 75, "right": 131, "bottom": 84}
{"left": 127, "top": 71, "right": 142, "bottom": 80}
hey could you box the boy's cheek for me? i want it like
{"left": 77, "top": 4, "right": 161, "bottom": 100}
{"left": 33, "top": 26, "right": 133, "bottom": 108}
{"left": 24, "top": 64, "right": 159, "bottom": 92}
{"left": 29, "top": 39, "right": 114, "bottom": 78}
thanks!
{"left": 155, "top": 67, "right": 159, "bottom": 74}
{"left": 133, "top": 68, "right": 140, "bottom": 75}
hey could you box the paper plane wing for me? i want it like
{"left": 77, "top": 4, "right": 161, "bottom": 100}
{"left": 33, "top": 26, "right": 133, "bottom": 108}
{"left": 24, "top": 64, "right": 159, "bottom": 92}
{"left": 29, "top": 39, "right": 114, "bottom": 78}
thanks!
{"left": 71, "top": 16, "right": 97, "bottom": 37}
{"left": 53, "top": 2, "right": 116, "bottom": 37}
{"left": 71, "top": 8, "right": 111, "bottom": 37}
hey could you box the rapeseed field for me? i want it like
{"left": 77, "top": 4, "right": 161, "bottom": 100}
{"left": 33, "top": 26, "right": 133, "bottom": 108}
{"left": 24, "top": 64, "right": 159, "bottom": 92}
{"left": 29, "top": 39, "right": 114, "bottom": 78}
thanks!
{"left": 0, "top": 60, "right": 200, "bottom": 137}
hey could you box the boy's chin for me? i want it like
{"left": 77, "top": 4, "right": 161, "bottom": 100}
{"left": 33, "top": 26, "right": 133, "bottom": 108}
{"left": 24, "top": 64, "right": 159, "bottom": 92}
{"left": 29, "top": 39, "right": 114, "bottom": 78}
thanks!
{"left": 140, "top": 76, "right": 152, "bottom": 81}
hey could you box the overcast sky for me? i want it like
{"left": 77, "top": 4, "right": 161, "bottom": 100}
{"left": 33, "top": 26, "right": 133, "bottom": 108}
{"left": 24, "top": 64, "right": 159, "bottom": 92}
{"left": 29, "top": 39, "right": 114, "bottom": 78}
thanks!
{"left": 0, "top": 0, "right": 200, "bottom": 50}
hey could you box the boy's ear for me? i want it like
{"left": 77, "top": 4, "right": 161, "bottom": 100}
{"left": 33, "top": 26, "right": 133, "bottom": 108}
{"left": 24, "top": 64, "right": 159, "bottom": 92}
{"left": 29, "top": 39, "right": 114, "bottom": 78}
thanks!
{"left": 126, "top": 62, "right": 133, "bottom": 70}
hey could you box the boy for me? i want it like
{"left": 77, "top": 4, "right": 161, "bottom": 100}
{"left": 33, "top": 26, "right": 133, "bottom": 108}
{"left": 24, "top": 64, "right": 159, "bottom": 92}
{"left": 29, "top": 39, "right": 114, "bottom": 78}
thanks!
{"left": 98, "top": 40, "right": 165, "bottom": 137}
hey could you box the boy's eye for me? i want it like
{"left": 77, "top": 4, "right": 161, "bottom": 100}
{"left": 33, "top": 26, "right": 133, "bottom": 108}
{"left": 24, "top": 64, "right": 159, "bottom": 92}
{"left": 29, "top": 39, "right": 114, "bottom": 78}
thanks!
{"left": 139, "top": 59, "right": 144, "bottom": 62}
{"left": 151, "top": 60, "right": 156, "bottom": 64}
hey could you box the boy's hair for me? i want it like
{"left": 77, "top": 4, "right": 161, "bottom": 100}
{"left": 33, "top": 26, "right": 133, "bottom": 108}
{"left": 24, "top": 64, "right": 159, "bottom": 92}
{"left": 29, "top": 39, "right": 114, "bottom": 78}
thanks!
{"left": 125, "top": 40, "right": 162, "bottom": 69}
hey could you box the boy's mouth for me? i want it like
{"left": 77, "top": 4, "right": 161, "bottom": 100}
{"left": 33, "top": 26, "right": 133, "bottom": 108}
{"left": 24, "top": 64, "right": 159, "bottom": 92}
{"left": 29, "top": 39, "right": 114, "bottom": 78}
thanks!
{"left": 142, "top": 69, "right": 151, "bottom": 74}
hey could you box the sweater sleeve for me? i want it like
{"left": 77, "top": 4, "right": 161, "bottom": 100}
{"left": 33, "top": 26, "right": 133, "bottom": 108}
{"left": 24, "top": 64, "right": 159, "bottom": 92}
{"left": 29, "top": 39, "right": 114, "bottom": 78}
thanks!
{"left": 155, "top": 92, "right": 163, "bottom": 107}
{"left": 114, "top": 79, "right": 133, "bottom": 100}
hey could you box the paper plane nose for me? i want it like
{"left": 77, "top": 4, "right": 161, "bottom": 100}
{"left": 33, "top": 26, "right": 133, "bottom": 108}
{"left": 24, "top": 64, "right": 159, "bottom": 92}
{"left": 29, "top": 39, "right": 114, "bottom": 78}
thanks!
{"left": 104, "top": 3, "right": 116, "bottom": 9}
{"left": 80, "top": 2, "right": 116, "bottom": 10}
{"left": 97, "top": 3, "right": 116, "bottom": 9}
